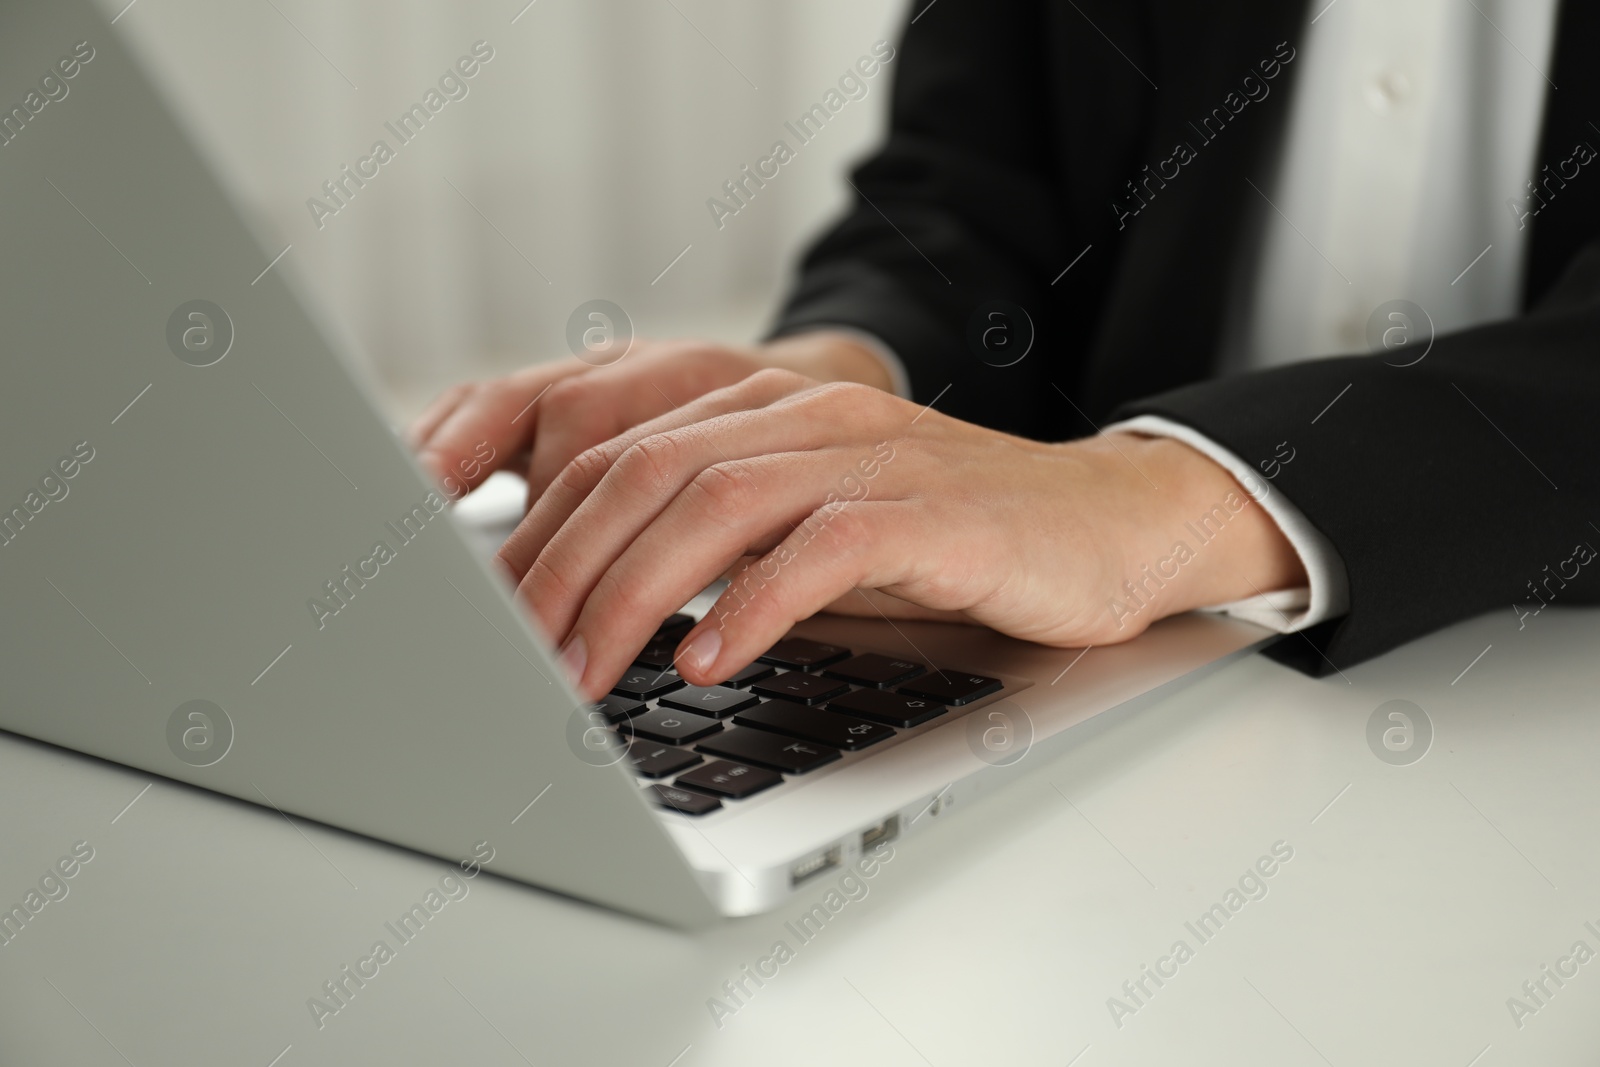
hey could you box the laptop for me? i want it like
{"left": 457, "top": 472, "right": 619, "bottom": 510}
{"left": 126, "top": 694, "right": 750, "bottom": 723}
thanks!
{"left": 0, "top": 0, "right": 1276, "bottom": 925}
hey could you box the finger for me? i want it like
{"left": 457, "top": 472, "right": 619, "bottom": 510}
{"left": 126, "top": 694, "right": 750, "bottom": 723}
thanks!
{"left": 521, "top": 418, "right": 891, "bottom": 645}
{"left": 551, "top": 448, "right": 895, "bottom": 697}
{"left": 407, "top": 383, "right": 473, "bottom": 450}
{"left": 497, "top": 368, "right": 820, "bottom": 580}
{"left": 673, "top": 500, "right": 917, "bottom": 688}
{"left": 524, "top": 343, "right": 756, "bottom": 503}
{"left": 521, "top": 412, "right": 883, "bottom": 630}
{"left": 520, "top": 370, "right": 652, "bottom": 510}
{"left": 416, "top": 362, "right": 582, "bottom": 490}
{"left": 506, "top": 377, "right": 889, "bottom": 611}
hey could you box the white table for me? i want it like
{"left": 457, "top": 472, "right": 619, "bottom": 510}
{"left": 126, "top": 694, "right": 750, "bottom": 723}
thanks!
{"left": 3, "top": 602, "right": 1597, "bottom": 1066}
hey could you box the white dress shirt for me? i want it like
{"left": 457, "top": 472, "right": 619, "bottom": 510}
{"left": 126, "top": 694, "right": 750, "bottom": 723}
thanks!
{"left": 831, "top": 0, "right": 1560, "bottom": 635}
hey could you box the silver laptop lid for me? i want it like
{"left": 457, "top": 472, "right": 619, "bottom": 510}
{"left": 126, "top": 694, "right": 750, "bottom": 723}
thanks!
{"left": 0, "top": 0, "right": 717, "bottom": 926}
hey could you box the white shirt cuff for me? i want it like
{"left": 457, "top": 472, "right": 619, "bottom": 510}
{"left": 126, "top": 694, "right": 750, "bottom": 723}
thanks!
{"left": 784, "top": 326, "right": 913, "bottom": 399}
{"left": 1104, "top": 414, "right": 1351, "bottom": 634}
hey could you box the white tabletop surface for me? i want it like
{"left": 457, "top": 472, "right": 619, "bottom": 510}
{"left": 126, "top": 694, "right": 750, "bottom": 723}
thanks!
{"left": 3, "top": 599, "right": 1598, "bottom": 1067}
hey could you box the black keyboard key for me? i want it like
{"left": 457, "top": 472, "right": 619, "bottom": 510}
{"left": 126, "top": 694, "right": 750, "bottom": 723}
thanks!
{"left": 648, "top": 783, "right": 720, "bottom": 815}
{"left": 675, "top": 760, "right": 783, "bottom": 799}
{"left": 697, "top": 727, "right": 841, "bottom": 774}
{"left": 824, "top": 653, "right": 926, "bottom": 688}
{"left": 751, "top": 671, "right": 849, "bottom": 705}
{"left": 734, "top": 699, "right": 895, "bottom": 751}
{"left": 632, "top": 640, "right": 680, "bottom": 671}
{"left": 758, "top": 637, "right": 851, "bottom": 669}
{"left": 619, "top": 707, "right": 722, "bottom": 744}
{"left": 591, "top": 694, "right": 647, "bottom": 724}
{"left": 721, "top": 661, "right": 777, "bottom": 689}
{"left": 611, "top": 669, "right": 685, "bottom": 701}
{"left": 659, "top": 685, "right": 760, "bottom": 719}
{"left": 899, "top": 671, "right": 1003, "bottom": 706}
{"left": 653, "top": 613, "right": 694, "bottom": 640}
{"left": 628, "top": 745, "right": 702, "bottom": 779}
{"left": 827, "top": 688, "right": 947, "bottom": 728}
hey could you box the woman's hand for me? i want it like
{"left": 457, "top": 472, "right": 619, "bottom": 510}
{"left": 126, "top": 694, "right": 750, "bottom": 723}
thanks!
{"left": 494, "top": 368, "right": 1307, "bottom": 701}
{"left": 407, "top": 332, "right": 892, "bottom": 509}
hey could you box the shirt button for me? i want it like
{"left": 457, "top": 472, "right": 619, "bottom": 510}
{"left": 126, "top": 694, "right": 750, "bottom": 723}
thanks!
{"left": 1365, "top": 70, "right": 1411, "bottom": 113}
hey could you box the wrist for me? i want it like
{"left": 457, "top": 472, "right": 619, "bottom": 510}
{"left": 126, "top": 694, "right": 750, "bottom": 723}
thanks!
{"left": 756, "top": 330, "right": 895, "bottom": 392}
{"left": 1102, "top": 432, "right": 1307, "bottom": 623}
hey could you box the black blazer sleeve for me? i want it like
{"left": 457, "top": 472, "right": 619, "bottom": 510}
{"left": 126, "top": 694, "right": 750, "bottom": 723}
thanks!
{"left": 1111, "top": 248, "right": 1600, "bottom": 675}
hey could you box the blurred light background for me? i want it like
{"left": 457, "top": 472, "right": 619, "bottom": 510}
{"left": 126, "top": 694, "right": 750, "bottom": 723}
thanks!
{"left": 97, "top": 0, "right": 905, "bottom": 420}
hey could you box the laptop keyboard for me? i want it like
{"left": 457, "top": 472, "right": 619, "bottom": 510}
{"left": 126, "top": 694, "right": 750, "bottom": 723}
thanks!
{"left": 595, "top": 616, "right": 1011, "bottom": 817}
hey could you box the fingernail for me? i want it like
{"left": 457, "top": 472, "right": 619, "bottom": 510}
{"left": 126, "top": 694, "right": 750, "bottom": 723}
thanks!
{"left": 559, "top": 633, "right": 587, "bottom": 685}
{"left": 680, "top": 626, "right": 722, "bottom": 676}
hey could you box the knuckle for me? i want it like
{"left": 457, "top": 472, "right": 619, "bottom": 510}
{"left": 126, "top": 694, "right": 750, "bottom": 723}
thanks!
{"left": 744, "top": 365, "right": 808, "bottom": 393}
{"left": 815, "top": 379, "right": 883, "bottom": 414}
{"left": 557, "top": 444, "right": 614, "bottom": 496}
{"left": 521, "top": 553, "right": 573, "bottom": 602}
{"left": 779, "top": 380, "right": 886, "bottom": 427}
{"left": 809, "top": 501, "right": 872, "bottom": 554}
{"left": 493, "top": 545, "right": 521, "bottom": 577}
{"left": 616, "top": 434, "right": 684, "bottom": 498}
{"left": 813, "top": 379, "right": 860, "bottom": 402}
{"left": 685, "top": 464, "right": 753, "bottom": 528}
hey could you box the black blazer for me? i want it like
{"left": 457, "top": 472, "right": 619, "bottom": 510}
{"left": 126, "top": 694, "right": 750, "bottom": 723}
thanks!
{"left": 770, "top": 0, "right": 1600, "bottom": 675}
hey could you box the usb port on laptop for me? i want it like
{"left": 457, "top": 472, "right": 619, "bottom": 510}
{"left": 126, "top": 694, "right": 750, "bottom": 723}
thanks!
{"left": 789, "top": 845, "right": 841, "bottom": 887}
